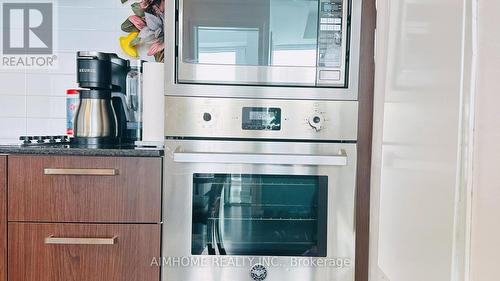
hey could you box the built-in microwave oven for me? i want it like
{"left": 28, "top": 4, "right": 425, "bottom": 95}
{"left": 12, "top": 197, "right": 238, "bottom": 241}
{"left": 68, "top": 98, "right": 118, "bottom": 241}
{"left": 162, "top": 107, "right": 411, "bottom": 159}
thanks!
{"left": 165, "top": 0, "right": 362, "bottom": 100}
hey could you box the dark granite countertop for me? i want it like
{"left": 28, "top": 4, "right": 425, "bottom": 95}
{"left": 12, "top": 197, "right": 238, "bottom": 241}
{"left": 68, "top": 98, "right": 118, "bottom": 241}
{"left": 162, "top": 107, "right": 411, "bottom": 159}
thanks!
{"left": 0, "top": 144, "right": 163, "bottom": 157}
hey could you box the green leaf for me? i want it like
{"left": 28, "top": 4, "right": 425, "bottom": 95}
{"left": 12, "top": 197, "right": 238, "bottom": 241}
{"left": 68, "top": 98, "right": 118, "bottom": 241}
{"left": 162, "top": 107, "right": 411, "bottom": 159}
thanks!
{"left": 131, "top": 3, "right": 145, "bottom": 17}
{"left": 145, "top": 6, "right": 156, "bottom": 15}
{"left": 130, "top": 37, "right": 141, "bottom": 47}
{"left": 121, "top": 19, "right": 138, "bottom": 33}
{"left": 121, "top": 0, "right": 128, "bottom": 3}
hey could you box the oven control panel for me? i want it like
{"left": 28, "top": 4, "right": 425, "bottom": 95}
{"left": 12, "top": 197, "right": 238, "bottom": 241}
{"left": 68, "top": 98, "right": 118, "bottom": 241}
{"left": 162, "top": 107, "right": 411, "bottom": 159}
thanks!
{"left": 165, "top": 97, "right": 358, "bottom": 141}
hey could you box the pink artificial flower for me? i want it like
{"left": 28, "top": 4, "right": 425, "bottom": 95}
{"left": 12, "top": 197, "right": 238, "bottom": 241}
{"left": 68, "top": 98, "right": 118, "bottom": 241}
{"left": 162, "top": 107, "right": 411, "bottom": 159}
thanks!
{"left": 147, "top": 40, "right": 165, "bottom": 56}
{"left": 128, "top": 15, "right": 146, "bottom": 30}
{"left": 159, "top": 0, "right": 165, "bottom": 12}
{"left": 157, "top": 0, "right": 165, "bottom": 14}
{"left": 152, "top": 4, "right": 162, "bottom": 15}
{"left": 140, "top": 0, "right": 154, "bottom": 9}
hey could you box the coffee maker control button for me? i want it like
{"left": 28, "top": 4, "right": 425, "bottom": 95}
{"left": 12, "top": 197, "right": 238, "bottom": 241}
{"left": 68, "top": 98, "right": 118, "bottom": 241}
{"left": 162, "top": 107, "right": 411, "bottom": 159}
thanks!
{"left": 203, "top": 112, "right": 212, "bottom": 122}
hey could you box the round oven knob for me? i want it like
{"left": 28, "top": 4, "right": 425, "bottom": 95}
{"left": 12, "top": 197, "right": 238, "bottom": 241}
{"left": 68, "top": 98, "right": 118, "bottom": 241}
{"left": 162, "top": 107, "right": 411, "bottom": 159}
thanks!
{"left": 308, "top": 114, "right": 325, "bottom": 131}
{"left": 203, "top": 112, "right": 212, "bottom": 122}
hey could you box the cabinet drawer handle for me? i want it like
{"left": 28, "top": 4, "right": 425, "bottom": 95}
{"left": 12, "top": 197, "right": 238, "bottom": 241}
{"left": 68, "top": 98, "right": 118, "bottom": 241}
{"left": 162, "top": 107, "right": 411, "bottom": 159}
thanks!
{"left": 44, "top": 236, "right": 118, "bottom": 245}
{"left": 44, "top": 168, "right": 119, "bottom": 176}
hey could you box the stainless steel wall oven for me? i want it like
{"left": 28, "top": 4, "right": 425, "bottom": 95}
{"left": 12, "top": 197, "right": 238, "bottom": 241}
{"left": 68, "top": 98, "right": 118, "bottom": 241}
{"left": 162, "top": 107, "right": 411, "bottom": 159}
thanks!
{"left": 163, "top": 97, "right": 359, "bottom": 281}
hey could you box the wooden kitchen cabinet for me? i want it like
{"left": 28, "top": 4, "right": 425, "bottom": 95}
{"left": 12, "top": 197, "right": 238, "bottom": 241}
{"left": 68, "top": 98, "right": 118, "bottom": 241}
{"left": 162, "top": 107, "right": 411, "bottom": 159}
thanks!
{"left": 0, "top": 156, "right": 6, "bottom": 281}
{"left": 8, "top": 222, "right": 161, "bottom": 281}
{"left": 4, "top": 154, "right": 163, "bottom": 281}
{"left": 8, "top": 155, "right": 162, "bottom": 223}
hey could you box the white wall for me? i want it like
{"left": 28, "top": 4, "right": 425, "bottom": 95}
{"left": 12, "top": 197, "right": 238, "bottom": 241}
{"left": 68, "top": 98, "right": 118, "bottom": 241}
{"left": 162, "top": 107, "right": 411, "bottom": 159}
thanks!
{"left": 370, "top": 0, "right": 471, "bottom": 280}
{"left": 0, "top": 0, "right": 135, "bottom": 144}
{"left": 469, "top": 0, "right": 500, "bottom": 280}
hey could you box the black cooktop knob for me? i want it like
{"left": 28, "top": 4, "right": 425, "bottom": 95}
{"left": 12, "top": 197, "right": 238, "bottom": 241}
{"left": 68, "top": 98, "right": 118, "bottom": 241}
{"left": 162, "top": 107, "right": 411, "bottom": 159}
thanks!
{"left": 19, "top": 136, "right": 31, "bottom": 144}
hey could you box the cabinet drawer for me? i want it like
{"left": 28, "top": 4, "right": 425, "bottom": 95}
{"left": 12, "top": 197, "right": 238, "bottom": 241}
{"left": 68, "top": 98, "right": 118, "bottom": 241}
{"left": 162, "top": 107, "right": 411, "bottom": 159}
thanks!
{"left": 8, "top": 223, "right": 160, "bottom": 281}
{"left": 8, "top": 155, "right": 161, "bottom": 223}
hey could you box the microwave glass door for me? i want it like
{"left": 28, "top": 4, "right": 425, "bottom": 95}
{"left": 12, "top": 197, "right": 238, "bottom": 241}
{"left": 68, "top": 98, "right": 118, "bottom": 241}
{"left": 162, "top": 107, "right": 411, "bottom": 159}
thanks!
{"left": 191, "top": 174, "right": 328, "bottom": 257}
{"left": 178, "top": 0, "right": 347, "bottom": 87}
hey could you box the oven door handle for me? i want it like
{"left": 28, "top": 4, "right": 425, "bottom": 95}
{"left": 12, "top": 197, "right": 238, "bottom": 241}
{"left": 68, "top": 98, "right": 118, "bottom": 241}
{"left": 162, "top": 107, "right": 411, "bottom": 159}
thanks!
{"left": 173, "top": 150, "right": 348, "bottom": 166}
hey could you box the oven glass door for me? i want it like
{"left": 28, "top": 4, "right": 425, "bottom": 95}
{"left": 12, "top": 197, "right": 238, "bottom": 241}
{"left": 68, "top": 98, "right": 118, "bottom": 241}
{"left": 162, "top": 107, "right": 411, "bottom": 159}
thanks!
{"left": 192, "top": 174, "right": 328, "bottom": 257}
{"left": 177, "top": 0, "right": 348, "bottom": 87}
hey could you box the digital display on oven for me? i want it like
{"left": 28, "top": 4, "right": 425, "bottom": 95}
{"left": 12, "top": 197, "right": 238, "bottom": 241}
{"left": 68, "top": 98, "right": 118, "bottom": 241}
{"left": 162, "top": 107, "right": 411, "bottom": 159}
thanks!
{"left": 242, "top": 107, "right": 281, "bottom": 131}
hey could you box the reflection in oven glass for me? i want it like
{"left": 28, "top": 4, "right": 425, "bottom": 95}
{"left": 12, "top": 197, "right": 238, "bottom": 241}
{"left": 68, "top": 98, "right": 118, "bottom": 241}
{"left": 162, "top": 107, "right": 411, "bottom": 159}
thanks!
{"left": 192, "top": 174, "right": 328, "bottom": 257}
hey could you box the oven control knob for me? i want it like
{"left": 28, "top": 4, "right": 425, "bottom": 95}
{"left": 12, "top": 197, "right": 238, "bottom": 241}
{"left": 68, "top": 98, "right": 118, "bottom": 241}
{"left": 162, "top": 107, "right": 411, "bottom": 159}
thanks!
{"left": 308, "top": 114, "right": 325, "bottom": 131}
{"left": 203, "top": 112, "right": 212, "bottom": 122}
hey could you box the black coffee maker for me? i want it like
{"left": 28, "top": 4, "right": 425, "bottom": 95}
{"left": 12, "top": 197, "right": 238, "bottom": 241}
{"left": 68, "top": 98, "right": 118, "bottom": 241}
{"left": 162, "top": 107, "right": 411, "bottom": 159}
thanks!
{"left": 76, "top": 51, "right": 137, "bottom": 145}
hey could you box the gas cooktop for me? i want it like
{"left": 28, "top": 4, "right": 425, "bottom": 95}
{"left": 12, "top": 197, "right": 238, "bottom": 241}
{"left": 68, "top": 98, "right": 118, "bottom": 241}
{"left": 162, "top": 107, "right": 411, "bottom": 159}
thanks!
{"left": 19, "top": 135, "right": 70, "bottom": 146}
{"left": 17, "top": 135, "right": 137, "bottom": 149}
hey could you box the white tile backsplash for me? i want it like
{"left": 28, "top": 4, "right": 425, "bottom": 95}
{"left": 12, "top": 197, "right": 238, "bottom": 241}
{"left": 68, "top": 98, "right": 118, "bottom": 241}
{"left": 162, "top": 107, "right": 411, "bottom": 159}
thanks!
{"left": 27, "top": 96, "right": 66, "bottom": 118}
{"left": 57, "top": 7, "right": 131, "bottom": 31}
{"left": 57, "top": 30, "right": 123, "bottom": 52}
{"left": 26, "top": 118, "right": 66, "bottom": 136}
{"left": 0, "top": 73, "right": 26, "bottom": 95}
{"left": 0, "top": 96, "right": 26, "bottom": 117}
{"left": 26, "top": 73, "right": 77, "bottom": 96}
{"left": 0, "top": 118, "right": 26, "bottom": 140}
{"left": 0, "top": 0, "right": 145, "bottom": 143}
{"left": 56, "top": 0, "right": 122, "bottom": 8}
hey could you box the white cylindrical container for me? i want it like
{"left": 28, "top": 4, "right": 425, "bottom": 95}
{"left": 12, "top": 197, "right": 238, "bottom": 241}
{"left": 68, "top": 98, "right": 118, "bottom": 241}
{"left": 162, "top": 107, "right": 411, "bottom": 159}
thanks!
{"left": 135, "top": 62, "right": 164, "bottom": 147}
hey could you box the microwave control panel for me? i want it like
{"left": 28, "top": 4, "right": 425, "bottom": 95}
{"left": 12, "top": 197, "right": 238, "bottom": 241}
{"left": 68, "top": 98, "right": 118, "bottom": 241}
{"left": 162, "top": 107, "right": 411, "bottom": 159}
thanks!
{"left": 317, "top": 0, "right": 347, "bottom": 87}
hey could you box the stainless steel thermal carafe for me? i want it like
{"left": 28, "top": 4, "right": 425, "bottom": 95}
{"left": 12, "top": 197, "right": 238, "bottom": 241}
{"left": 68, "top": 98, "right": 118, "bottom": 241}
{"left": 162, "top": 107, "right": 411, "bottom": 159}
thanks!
{"left": 73, "top": 89, "right": 117, "bottom": 145}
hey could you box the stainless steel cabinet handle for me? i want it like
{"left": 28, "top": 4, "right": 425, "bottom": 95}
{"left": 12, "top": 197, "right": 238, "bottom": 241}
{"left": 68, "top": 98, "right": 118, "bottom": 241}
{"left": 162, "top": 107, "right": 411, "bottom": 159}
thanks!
{"left": 44, "top": 236, "right": 118, "bottom": 245}
{"left": 43, "top": 168, "right": 119, "bottom": 176}
{"left": 174, "top": 150, "right": 348, "bottom": 166}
